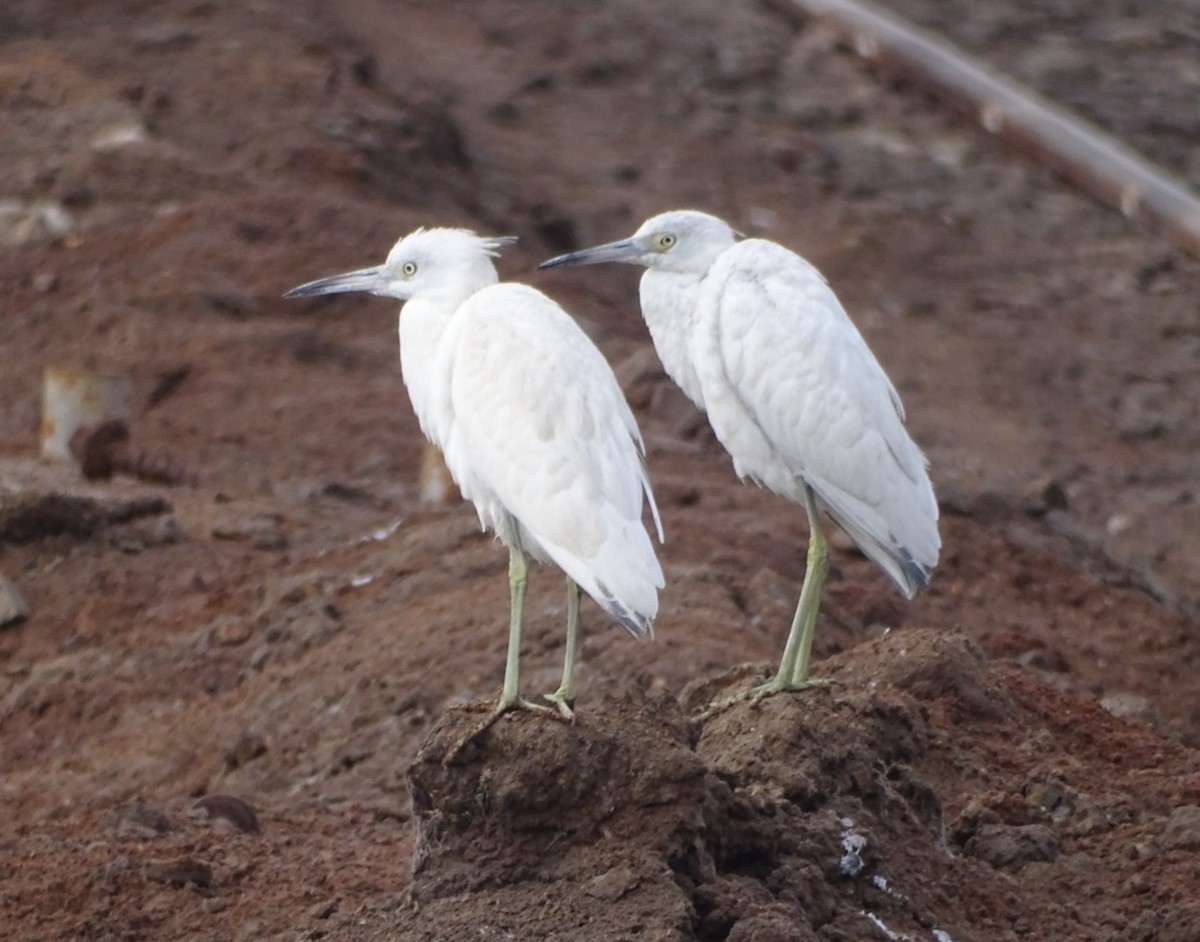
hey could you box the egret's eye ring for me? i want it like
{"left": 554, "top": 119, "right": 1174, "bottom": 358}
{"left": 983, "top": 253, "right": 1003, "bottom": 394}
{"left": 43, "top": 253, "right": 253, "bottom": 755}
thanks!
{"left": 402, "top": 261, "right": 418, "bottom": 276}
{"left": 657, "top": 234, "right": 676, "bottom": 250}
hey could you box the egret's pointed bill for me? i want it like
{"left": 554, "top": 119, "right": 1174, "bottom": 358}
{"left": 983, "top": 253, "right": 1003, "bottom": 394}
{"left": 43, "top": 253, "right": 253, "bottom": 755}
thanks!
{"left": 538, "top": 239, "right": 641, "bottom": 270}
{"left": 283, "top": 266, "right": 387, "bottom": 299}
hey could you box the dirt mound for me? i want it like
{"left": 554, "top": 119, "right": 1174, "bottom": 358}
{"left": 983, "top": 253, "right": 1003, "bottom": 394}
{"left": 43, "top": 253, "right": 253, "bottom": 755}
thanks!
{"left": 401, "top": 631, "right": 1200, "bottom": 940}
{"left": 409, "top": 689, "right": 705, "bottom": 939}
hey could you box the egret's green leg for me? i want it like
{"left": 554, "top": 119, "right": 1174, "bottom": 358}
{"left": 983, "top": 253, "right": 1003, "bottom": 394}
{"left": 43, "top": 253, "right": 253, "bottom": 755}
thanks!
{"left": 497, "top": 545, "right": 528, "bottom": 710}
{"left": 447, "top": 546, "right": 564, "bottom": 761}
{"left": 699, "top": 484, "right": 832, "bottom": 718}
{"left": 543, "top": 578, "right": 580, "bottom": 719}
{"left": 752, "top": 484, "right": 828, "bottom": 693}
{"left": 788, "top": 485, "right": 829, "bottom": 686}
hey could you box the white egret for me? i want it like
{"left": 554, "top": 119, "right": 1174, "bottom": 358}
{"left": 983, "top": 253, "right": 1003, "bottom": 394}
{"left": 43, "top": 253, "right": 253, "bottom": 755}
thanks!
{"left": 285, "top": 228, "right": 664, "bottom": 734}
{"left": 540, "top": 210, "right": 939, "bottom": 704}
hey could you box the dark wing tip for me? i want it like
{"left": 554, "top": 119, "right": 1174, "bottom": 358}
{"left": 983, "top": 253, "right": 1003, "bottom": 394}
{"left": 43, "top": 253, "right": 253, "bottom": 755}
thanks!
{"left": 594, "top": 581, "right": 654, "bottom": 639}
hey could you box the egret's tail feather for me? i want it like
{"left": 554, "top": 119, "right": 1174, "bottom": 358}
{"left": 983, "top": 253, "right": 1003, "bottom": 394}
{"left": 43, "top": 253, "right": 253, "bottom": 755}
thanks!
{"left": 594, "top": 581, "right": 654, "bottom": 639}
{"left": 538, "top": 534, "right": 662, "bottom": 640}
{"left": 827, "top": 509, "right": 933, "bottom": 600}
{"left": 896, "top": 547, "right": 933, "bottom": 593}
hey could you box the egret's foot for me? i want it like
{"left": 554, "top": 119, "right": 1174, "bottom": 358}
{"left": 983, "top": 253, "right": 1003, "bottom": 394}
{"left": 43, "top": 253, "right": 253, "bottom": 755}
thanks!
{"left": 541, "top": 688, "right": 576, "bottom": 722}
{"left": 444, "top": 694, "right": 568, "bottom": 764}
{"left": 696, "top": 675, "right": 837, "bottom": 720}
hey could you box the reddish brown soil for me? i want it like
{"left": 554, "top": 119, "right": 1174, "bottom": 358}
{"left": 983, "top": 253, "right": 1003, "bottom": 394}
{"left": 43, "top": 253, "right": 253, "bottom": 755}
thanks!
{"left": 3, "top": 2, "right": 1200, "bottom": 940}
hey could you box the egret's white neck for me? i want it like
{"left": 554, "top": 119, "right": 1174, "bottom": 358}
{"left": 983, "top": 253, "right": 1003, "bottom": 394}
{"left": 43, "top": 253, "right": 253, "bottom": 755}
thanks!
{"left": 397, "top": 262, "right": 498, "bottom": 444}
{"left": 398, "top": 298, "right": 455, "bottom": 445}
{"left": 639, "top": 268, "right": 707, "bottom": 408}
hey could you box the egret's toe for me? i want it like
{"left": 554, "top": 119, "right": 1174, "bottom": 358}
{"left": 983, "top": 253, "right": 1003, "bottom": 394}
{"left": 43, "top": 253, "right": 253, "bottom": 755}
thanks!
{"left": 696, "top": 675, "right": 835, "bottom": 720}
{"left": 542, "top": 689, "right": 577, "bottom": 722}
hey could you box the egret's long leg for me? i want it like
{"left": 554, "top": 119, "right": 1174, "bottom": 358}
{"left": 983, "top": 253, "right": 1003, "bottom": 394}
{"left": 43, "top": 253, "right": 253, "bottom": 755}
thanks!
{"left": 543, "top": 578, "right": 580, "bottom": 719}
{"left": 446, "top": 546, "right": 564, "bottom": 761}
{"left": 497, "top": 545, "right": 529, "bottom": 710}
{"left": 459, "top": 547, "right": 531, "bottom": 738}
{"left": 762, "top": 484, "right": 828, "bottom": 689}
{"left": 699, "top": 484, "right": 830, "bottom": 718}
{"left": 788, "top": 485, "right": 829, "bottom": 686}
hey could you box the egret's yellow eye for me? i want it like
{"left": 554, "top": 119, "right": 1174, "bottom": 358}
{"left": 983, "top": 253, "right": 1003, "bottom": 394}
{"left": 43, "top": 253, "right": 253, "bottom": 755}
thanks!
{"left": 655, "top": 233, "right": 676, "bottom": 251}
{"left": 402, "top": 261, "right": 418, "bottom": 277}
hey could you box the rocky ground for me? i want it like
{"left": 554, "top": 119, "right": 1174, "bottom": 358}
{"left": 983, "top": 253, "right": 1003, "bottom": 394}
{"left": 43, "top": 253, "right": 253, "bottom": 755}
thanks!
{"left": 2, "top": 1, "right": 1199, "bottom": 940}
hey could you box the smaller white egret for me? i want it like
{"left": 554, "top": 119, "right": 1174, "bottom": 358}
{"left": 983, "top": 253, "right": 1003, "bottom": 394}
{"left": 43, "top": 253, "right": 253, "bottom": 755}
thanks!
{"left": 285, "top": 228, "right": 664, "bottom": 735}
{"left": 540, "top": 210, "right": 939, "bottom": 706}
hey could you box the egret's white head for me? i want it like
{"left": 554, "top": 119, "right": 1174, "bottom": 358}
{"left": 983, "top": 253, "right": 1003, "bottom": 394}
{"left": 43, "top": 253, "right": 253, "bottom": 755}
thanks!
{"left": 285, "top": 228, "right": 517, "bottom": 311}
{"left": 539, "top": 210, "right": 737, "bottom": 275}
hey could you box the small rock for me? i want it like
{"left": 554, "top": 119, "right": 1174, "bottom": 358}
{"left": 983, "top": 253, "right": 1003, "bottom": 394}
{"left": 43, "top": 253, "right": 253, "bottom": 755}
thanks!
{"left": 0, "top": 573, "right": 30, "bottom": 628}
{"left": 0, "top": 198, "right": 74, "bottom": 245}
{"left": 256, "top": 573, "right": 328, "bottom": 612}
{"left": 1124, "top": 839, "right": 1159, "bottom": 861}
{"left": 586, "top": 866, "right": 639, "bottom": 902}
{"left": 193, "top": 794, "right": 260, "bottom": 834}
{"left": 248, "top": 645, "right": 270, "bottom": 671}
{"left": 210, "top": 615, "right": 253, "bottom": 647}
{"left": 1100, "top": 692, "right": 1159, "bottom": 727}
{"left": 1162, "top": 805, "right": 1200, "bottom": 851}
{"left": 1024, "top": 780, "right": 1076, "bottom": 820}
{"left": 962, "top": 822, "right": 1060, "bottom": 871}
{"left": 211, "top": 514, "right": 288, "bottom": 551}
{"left": 1123, "top": 872, "right": 1151, "bottom": 896}
{"left": 144, "top": 856, "right": 213, "bottom": 888}
{"left": 223, "top": 733, "right": 268, "bottom": 771}
{"left": 91, "top": 121, "right": 150, "bottom": 151}
{"left": 109, "top": 801, "right": 172, "bottom": 838}
{"left": 309, "top": 899, "right": 338, "bottom": 920}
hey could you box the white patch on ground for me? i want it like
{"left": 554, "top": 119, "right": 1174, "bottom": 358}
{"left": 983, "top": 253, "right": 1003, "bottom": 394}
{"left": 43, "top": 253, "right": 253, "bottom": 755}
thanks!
{"left": 839, "top": 816, "right": 867, "bottom": 877}
{"left": 863, "top": 910, "right": 911, "bottom": 940}
{"left": 841, "top": 819, "right": 960, "bottom": 942}
{"left": 368, "top": 518, "right": 405, "bottom": 542}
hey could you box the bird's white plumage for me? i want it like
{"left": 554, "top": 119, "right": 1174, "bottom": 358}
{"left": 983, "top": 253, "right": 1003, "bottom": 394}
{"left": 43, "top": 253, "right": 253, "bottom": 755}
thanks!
{"left": 692, "top": 238, "right": 938, "bottom": 595}
{"left": 544, "top": 210, "right": 939, "bottom": 599}
{"left": 286, "top": 227, "right": 663, "bottom": 637}
{"left": 437, "top": 282, "right": 664, "bottom": 631}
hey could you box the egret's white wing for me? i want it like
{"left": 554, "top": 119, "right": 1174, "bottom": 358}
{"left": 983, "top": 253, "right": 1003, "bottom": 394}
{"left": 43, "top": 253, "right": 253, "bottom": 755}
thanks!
{"left": 440, "top": 283, "right": 663, "bottom": 635}
{"left": 694, "top": 239, "right": 939, "bottom": 593}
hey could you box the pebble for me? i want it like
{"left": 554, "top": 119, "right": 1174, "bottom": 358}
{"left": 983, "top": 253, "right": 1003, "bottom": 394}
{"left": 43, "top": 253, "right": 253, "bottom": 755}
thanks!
{"left": 1161, "top": 805, "right": 1200, "bottom": 851}
{"left": 0, "top": 573, "right": 30, "bottom": 628}
{"left": 144, "top": 856, "right": 213, "bottom": 888}
{"left": 586, "top": 865, "right": 639, "bottom": 902}
{"left": 110, "top": 801, "right": 173, "bottom": 838}
{"left": 962, "top": 822, "right": 1060, "bottom": 871}
{"left": 223, "top": 732, "right": 268, "bottom": 771}
{"left": 1099, "top": 692, "right": 1159, "bottom": 727}
{"left": 211, "top": 513, "right": 288, "bottom": 551}
{"left": 193, "top": 794, "right": 260, "bottom": 834}
{"left": 210, "top": 615, "right": 253, "bottom": 647}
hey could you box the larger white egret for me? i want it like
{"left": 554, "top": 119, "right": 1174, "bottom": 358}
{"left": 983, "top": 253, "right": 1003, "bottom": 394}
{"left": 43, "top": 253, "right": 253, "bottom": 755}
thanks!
{"left": 540, "top": 210, "right": 938, "bottom": 703}
{"left": 285, "top": 228, "right": 664, "bottom": 733}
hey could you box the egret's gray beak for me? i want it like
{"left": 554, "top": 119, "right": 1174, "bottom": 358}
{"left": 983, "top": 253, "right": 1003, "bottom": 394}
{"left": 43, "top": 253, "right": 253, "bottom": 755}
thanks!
{"left": 538, "top": 239, "right": 641, "bottom": 270}
{"left": 283, "top": 266, "right": 387, "bottom": 299}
